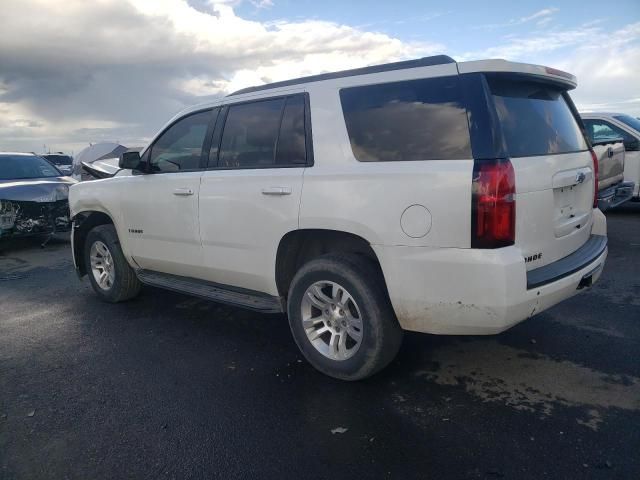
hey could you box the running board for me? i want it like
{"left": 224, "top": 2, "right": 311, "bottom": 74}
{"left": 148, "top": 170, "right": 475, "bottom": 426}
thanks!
{"left": 136, "top": 270, "right": 284, "bottom": 313}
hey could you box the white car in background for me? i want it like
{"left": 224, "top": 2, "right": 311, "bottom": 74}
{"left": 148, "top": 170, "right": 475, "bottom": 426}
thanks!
{"left": 581, "top": 113, "right": 640, "bottom": 202}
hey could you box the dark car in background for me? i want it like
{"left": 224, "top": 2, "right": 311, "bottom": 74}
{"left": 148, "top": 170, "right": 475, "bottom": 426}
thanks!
{"left": 0, "top": 152, "right": 76, "bottom": 241}
{"left": 42, "top": 153, "right": 74, "bottom": 176}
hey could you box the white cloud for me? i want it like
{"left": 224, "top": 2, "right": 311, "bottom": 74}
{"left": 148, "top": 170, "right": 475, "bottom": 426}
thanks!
{"left": 475, "top": 7, "right": 558, "bottom": 30}
{"left": 250, "top": 0, "right": 274, "bottom": 9}
{"left": 0, "top": 1, "right": 638, "bottom": 153}
{"left": 460, "top": 22, "right": 640, "bottom": 115}
{"left": 0, "top": 0, "right": 440, "bottom": 153}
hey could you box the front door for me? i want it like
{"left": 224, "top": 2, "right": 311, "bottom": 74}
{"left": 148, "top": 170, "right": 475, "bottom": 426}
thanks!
{"left": 120, "top": 109, "right": 214, "bottom": 278}
{"left": 583, "top": 117, "right": 640, "bottom": 198}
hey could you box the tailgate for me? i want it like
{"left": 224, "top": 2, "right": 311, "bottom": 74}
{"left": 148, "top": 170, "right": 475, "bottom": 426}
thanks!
{"left": 487, "top": 75, "right": 594, "bottom": 271}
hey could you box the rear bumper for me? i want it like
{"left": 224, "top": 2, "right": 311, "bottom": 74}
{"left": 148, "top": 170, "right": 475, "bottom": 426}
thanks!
{"left": 526, "top": 234, "right": 607, "bottom": 289}
{"left": 598, "top": 181, "right": 635, "bottom": 211}
{"left": 374, "top": 212, "right": 608, "bottom": 335}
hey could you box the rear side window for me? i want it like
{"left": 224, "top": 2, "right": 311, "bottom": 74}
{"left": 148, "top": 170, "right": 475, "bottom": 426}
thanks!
{"left": 339, "top": 76, "right": 472, "bottom": 162}
{"left": 277, "top": 96, "right": 307, "bottom": 165}
{"left": 219, "top": 98, "right": 285, "bottom": 168}
{"left": 488, "top": 77, "right": 587, "bottom": 157}
{"left": 217, "top": 94, "right": 308, "bottom": 169}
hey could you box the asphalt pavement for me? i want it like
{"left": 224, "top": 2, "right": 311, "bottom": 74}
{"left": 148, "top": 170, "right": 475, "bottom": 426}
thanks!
{"left": 1, "top": 203, "right": 639, "bottom": 479}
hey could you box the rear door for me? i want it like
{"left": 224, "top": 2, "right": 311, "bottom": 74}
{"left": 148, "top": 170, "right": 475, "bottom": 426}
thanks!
{"left": 198, "top": 94, "right": 309, "bottom": 295}
{"left": 486, "top": 76, "right": 594, "bottom": 270}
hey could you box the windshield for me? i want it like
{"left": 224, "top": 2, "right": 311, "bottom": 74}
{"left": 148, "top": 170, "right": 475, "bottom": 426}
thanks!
{"left": 488, "top": 76, "right": 588, "bottom": 157}
{"left": 614, "top": 114, "right": 640, "bottom": 133}
{"left": 0, "top": 154, "right": 61, "bottom": 180}
{"left": 43, "top": 154, "right": 73, "bottom": 166}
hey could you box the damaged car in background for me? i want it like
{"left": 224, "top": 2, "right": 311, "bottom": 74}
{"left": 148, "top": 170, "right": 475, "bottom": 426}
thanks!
{"left": 0, "top": 152, "right": 76, "bottom": 243}
{"left": 72, "top": 143, "right": 138, "bottom": 180}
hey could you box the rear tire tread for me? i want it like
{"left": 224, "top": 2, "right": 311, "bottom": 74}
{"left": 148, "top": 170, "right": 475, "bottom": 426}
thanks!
{"left": 287, "top": 252, "right": 402, "bottom": 380}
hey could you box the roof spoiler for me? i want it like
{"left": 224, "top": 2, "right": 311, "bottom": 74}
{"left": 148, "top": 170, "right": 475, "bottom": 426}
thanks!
{"left": 457, "top": 59, "right": 577, "bottom": 89}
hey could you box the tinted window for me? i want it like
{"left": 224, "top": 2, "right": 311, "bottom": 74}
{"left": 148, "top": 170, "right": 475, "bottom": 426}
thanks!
{"left": 149, "top": 110, "right": 211, "bottom": 173}
{"left": 219, "top": 98, "right": 285, "bottom": 168}
{"left": 488, "top": 77, "right": 587, "bottom": 157}
{"left": 614, "top": 114, "right": 640, "bottom": 133}
{"left": 0, "top": 154, "right": 60, "bottom": 180}
{"left": 276, "top": 95, "right": 306, "bottom": 165}
{"left": 43, "top": 154, "right": 72, "bottom": 165}
{"left": 339, "top": 77, "right": 471, "bottom": 162}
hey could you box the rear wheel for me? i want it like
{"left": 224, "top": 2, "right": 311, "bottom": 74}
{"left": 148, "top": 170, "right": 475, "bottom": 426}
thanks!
{"left": 287, "top": 253, "right": 403, "bottom": 380}
{"left": 84, "top": 224, "right": 141, "bottom": 303}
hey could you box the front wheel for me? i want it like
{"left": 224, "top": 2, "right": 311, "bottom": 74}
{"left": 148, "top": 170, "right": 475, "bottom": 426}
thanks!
{"left": 287, "top": 253, "right": 403, "bottom": 380}
{"left": 84, "top": 224, "right": 141, "bottom": 303}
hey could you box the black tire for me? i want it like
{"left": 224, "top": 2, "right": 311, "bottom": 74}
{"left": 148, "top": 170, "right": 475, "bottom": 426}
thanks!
{"left": 287, "top": 253, "right": 403, "bottom": 381}
{"left": 84, "top": 224, "right": 141, "bottom": 303}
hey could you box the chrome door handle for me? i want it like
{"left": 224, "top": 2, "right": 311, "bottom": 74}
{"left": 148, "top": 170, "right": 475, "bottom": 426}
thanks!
{"left": 173, "top": 188, "right": 194, "bottom": 196}
{"left": 261, "top": 187, "right": 292, "bottom": 196}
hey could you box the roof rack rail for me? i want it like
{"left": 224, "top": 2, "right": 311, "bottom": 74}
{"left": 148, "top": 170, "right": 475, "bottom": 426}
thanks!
{"left": 228, "top": 55, "right": 456, "bottom": 96}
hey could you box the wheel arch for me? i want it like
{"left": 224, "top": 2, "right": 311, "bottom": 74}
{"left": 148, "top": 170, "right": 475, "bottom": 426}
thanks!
{"left": 72, "top": 210, "right": 116, "bottom": 276}
{"left": 274, "top": 229, "right": 387, "bottom": 299}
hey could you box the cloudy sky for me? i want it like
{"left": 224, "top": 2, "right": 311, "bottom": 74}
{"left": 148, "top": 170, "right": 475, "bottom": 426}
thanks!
{"left": 0, "top": 0, "right": 638, "bottom": 154}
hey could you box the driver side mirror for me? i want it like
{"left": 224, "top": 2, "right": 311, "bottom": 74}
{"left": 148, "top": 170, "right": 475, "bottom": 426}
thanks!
{"left": 624, "top": 138, "right": 640, "bottom": 152}
{"left": 119, "top": 151, "right": 145, "bottom": 171}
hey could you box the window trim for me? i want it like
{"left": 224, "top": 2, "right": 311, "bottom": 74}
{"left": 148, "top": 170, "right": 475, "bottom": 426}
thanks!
{"left": 143, "top": 107, "right": 215, "bottom": 175}
{"left": 206, "top": 92, "right": 314, "bottom": 171}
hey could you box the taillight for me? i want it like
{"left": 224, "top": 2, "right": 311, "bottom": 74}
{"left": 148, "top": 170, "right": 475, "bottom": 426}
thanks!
{"left": 471, "top": 159, "right": 516, "bottom": 248}
{"left": 590, "top": 149, "right": 598, "bottom": 208}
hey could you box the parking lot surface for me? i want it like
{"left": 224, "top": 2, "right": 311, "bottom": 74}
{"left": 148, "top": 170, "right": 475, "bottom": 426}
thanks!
{"left": 1, "top": 204, "right": 639, "bottom": 479}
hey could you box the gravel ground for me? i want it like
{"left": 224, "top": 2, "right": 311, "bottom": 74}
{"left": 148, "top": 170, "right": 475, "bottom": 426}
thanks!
{"left": 1, "top": 203, "right": 639, "bottom": 479}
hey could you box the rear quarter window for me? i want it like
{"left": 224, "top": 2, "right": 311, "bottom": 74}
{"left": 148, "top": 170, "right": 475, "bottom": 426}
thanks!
{"left": 488, "top": 77, "right": 587, "bottom": 157}
{"left": 339, "top": 76, "right": 472, "bottom": 161}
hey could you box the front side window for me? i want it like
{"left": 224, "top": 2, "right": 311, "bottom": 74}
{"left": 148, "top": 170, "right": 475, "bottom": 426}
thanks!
{"left": 488, "top": 77, "right": 587, "bottom": 157}
{"left": 583, "top": 119, "right": 634, "bottom": 143}
{"left": 149, "top": 110, "right": 211, "bottom": 173}
{"left": 339, "top": 76, "right": 472, "bottom": 162}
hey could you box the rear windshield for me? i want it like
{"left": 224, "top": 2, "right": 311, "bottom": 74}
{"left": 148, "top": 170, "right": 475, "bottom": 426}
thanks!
{"left": 43, "top": 154, "right": 73, "bottom": 165}
{"left": 488, "top": 77, "right": 588, "bottom": 157}
{"left": 0, "top": 154, "right": 61, "bottom": 180}
{"left": 339, "top": 76, "right": 472, "bottom": 161}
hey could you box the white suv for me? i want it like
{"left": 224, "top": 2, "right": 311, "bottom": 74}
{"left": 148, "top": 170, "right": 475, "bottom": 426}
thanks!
{"left": 69, "top": 55, "right": 608, "bottom": 380}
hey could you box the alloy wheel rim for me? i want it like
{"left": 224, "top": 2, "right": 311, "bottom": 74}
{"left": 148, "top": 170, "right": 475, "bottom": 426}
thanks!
{"left": 90, "top": 240, "right": 115, "bottom": 291}
{"left": 301, "top": 281, "right": 364, "bottom": 361}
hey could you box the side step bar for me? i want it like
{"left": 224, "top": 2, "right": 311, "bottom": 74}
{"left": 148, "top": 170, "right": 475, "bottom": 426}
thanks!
{"left": 136, "top": 270, "right": 284, "bottom": 313}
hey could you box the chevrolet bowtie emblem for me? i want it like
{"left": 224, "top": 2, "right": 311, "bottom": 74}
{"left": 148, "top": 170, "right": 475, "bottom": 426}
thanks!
{"left": 575, "top": 171, "right": 586, "bottom": 184}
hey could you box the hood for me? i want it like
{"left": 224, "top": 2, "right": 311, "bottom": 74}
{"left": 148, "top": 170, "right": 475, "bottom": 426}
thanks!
{"left": 0, "top": 176, "right": 77, "bottom": 202}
